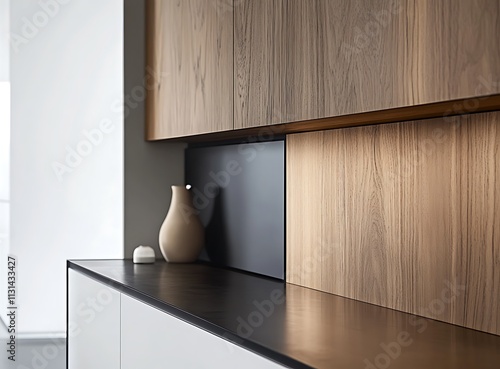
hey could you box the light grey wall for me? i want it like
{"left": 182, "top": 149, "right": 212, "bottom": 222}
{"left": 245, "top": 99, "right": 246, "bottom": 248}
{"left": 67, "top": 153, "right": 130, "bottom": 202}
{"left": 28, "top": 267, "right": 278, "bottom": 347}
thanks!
{"left": 9, "top": 0, "right": 124, "bottom": 335}
{"left": 124, "top": 0, "right": 185, "bottom": 259}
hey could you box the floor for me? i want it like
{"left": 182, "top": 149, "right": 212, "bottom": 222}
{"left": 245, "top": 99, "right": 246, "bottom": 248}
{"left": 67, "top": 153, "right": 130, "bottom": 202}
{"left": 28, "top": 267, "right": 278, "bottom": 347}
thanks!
{"left": 0, "top": 322, "right": 66, "bottom": 369}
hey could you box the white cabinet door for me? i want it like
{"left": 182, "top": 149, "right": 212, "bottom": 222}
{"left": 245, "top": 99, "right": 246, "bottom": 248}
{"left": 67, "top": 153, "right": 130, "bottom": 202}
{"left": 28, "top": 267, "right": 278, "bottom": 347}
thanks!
{"left": 121, "top": 293, "right": 286, "bottom": 369}
{"left": 68, "top": 270, "right": 120, "bottom": 369}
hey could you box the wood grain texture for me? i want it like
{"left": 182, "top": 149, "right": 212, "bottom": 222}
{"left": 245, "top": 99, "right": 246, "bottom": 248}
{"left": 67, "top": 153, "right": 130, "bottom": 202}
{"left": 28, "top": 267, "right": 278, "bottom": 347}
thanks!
{"left": 287, "top": 111, "right": 500, "bottom": 335}
{"left": 146, "top": 0, "right": 233, "bottom": 140}
{"left": 235, "top": 0, "right": 500, "bottom": 129}
{"left": 162, "top": 94, "right": 500, "bottom": 143}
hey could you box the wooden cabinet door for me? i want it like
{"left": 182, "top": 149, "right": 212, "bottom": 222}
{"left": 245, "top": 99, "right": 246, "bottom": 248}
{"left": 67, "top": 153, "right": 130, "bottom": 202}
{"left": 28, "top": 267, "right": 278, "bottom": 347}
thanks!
{"left": 146, "top": 0, "right": 233, "bottom": 140}
{"left": 68, "top": 270, "right": 120, "bottom": 369}
{"left": 121, "top": 294, "right": 286, "bottom": 369}
{"left": 234, "top": 0, "right": 500, "bottom": 129}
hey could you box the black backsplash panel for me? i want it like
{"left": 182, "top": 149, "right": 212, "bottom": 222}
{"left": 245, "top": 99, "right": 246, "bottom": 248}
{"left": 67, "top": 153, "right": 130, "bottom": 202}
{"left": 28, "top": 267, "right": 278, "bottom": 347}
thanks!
{"left": 185, "top": 140, "right": 285, "bottom": 279}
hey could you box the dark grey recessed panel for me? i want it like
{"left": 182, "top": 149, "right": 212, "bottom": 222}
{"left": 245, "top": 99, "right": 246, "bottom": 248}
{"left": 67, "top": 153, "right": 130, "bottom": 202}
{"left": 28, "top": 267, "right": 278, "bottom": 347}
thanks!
{"left": 185, "top": 140, "right": 285, "bottom": 279}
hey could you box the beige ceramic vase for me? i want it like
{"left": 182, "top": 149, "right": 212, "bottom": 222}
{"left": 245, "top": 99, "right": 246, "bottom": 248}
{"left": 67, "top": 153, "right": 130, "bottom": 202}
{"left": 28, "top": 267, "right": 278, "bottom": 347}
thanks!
{"left": 158, "top": 185, "right": 204, "bottom": 263}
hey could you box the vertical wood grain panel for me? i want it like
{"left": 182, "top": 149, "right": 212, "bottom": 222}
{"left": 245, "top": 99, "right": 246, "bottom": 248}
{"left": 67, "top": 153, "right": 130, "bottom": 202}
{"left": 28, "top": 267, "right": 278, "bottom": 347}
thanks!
{"left": 287, "top": 111, "right": 500, "bottom": 335}
{"left": 410, "top": 120, "right": 459, "bottom": 325}
{"left": 146, "top": 0, "right": 233, "bottom": 140}
{"left": 286, "top": 132, "right": 324, "bottom": 290}
{"left": 320, "top": 133, "right": 347, "bottom": 295}
{"left": 458, "top": 117, "right": 500, "bottom": 333}
{"left": 287, "top": 131, "right": 348, "bottom": 293}
{"left": 235, "top": 0, "right": 500, "bottom": 129}
{"left": 406, "top": 0, "right": 500, "bottom": 104}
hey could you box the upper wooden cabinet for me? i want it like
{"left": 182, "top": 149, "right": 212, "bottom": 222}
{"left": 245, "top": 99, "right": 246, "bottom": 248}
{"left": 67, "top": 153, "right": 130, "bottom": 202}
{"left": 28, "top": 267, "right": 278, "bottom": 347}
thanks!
{"left": 146, "top": 0, "right": 233, "bottom": 140}
{"left": 147, "top": 0, "right": 500, "bottom": 138}
{"left": 234, "top": 0, "right": 500, "bottom": 129}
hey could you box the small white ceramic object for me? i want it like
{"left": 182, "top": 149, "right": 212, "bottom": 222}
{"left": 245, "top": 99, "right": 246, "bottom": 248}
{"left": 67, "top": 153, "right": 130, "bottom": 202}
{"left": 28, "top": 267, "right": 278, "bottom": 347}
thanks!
{"left": 133, "top": 245, "right": 156, "bottom": 264}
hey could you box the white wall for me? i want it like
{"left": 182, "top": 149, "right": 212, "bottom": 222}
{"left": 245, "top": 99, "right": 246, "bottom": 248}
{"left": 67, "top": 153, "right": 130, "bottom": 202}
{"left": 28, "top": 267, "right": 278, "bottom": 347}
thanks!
{"left": 0, "top": 0, "right": 8, "bottom": 80}
{"left": 0, "top": 81, "right": 9, "bottom": 328}
{"left": 0, "top": 0, "right": 9, "bottom": 329}
{"left": 9, "top": 0, "right": 123, "bottom": 335}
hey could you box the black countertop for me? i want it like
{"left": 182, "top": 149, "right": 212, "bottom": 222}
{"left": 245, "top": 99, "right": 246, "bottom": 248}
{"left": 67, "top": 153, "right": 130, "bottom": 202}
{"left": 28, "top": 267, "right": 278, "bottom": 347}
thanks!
{"left": 68, "top": 260, "right": 500, "bottom": 369}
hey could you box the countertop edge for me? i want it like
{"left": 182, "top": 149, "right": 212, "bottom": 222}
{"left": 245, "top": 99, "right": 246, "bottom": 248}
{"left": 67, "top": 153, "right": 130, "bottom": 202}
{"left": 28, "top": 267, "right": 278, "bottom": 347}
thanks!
{"left": 67, "top": 260, "right": 313, "bottom": 369}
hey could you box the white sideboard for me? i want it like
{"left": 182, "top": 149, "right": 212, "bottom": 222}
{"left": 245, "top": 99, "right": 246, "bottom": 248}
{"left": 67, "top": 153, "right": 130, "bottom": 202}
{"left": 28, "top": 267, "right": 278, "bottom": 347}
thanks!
{"left": 68, "top": 269, "right": 120, "bottom": 369}
{"left": 68, "top": 269, "right": 286, "bottom": 369}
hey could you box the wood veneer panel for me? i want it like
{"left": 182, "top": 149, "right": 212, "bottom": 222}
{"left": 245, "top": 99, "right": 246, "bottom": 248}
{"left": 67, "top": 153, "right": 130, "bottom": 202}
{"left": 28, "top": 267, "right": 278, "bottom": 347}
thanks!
{"left": 235, "top": 0, "right": 500, "bottom": 129}
{"left": 409, "top": 120, "right": 458, "bottom": 325}
{"left": 286, "top": 132, "right": 324, "bottom": 290}
{"left": 287, "top": 111, "right": 500, "bottom": 335}
{"left": 458, "top": 115, "right": 500, "bottom": 333}
{"left": 402, "top": 0, "right": 500, "bottom": 104}
{"left": 343, "top": 124, "right": 405, "bottom": 309}
{"left": 146, "top": 0, "right": 233, "bottom": 140}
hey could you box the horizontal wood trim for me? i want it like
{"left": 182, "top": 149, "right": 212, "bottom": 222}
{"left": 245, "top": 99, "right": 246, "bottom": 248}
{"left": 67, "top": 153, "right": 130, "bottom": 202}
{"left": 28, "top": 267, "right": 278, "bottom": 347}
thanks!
{"left": 147, "top": 94, "right": 500, "bottom": 143}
